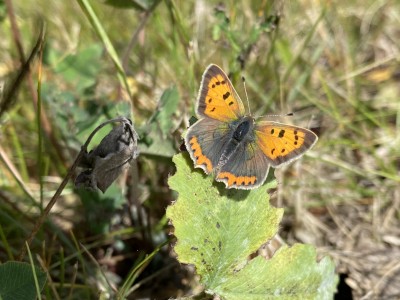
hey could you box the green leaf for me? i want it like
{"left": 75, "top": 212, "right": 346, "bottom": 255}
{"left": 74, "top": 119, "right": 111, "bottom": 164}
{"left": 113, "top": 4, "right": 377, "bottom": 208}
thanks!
{"left": 51, "top": 44, "right": 103, "bottom": 93}
{"left": 152, "top": 85, "right": 180, "bottom": 138}
{"left": 137, "top": 125, "right": 176, "bottom": 157}
{"left": 214, "top": 244, "right": 338, "bottom": 299}
{"left": 0, "top": 261, "right": 47, "bottom": 300}
{"left": 167, "top": 154, "right": 338, "bottom": 299}
{"left": 260, "top": 14, "right": 280, "bottom": 33}
{"left": 166, "top": 154, "right": 282, "bottom": 284}
{"left": 0, "top": 0, "right": 6, "bottom": 22}
{"left": 77, "top": 182, "right": 126, "bottom": 234}
{"left": 103, "top": 0, "right": 156, "bottom": 10}
{"left": 137, "top": 86, "right": 180, "bottom": 157}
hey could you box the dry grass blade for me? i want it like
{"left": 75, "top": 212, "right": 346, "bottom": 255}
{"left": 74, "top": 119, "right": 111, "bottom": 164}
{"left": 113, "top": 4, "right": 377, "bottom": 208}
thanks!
{"left": 0, "top": 24, "right": 45, "bottom": 119}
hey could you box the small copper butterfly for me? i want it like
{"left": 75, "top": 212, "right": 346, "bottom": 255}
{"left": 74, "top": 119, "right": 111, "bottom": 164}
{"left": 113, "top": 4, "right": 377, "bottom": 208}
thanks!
{"left": 185, "top": 64, "right": 318, "bottom": 190}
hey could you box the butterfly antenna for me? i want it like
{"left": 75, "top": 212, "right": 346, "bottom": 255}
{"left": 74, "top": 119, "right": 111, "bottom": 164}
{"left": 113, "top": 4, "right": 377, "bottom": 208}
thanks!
{"left": 242, "top": 76, "right": 251, "bottom": 115}
{"left": 256, "top": 112, "right": 294, "bottom": 119}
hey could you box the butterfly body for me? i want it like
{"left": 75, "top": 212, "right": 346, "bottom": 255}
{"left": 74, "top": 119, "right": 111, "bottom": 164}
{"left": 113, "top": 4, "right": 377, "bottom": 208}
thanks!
{"left": 185, "top": 64, "right": 318, "bottom": 190}
{"left": 217, "top": 115, "right": 255, "bottom": 169}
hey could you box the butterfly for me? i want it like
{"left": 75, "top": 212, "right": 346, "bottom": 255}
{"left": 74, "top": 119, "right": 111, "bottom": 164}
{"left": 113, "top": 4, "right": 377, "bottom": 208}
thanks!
{"left": 185, "top": 64, "right": 318, "bottom": 190}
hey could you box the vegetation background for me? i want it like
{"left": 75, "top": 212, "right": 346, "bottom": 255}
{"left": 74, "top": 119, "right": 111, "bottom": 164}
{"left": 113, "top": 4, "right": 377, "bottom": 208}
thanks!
{"left": 0, "top": 0, "right": 399, "bottom": 299}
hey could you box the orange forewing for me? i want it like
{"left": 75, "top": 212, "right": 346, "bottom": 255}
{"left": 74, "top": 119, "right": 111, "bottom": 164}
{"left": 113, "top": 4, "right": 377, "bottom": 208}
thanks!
{"left": 255, "top": 121, "right": 318, "bottom": 167}
{"left": 196, "top": 64, "right": 245, "bottom": 122}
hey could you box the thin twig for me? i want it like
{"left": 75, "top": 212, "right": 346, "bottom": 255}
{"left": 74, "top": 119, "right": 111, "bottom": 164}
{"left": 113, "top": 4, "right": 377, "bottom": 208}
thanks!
{"left": 0, "top": 146, "right": 35, "bottom": 203}
{"left": 122, "top": 10, "right": 152, "bottom": 72}
{"left": 4, "top": 1, "right": 67, "bottom": 164}
{"left": 127, "top": 263, "right": 175, "bottom": 295}
{"left": 4, "top": 0, "right": 24, "bottom": 61}
{"left": 67, "top": 262, "right": 78, "bottom": 300}
{"left": 121, "top": 0, "right": 161, "bottom": 72}
{"left": 37, "top": 255, "right": 61, "bottom": 300}
{"left": 79, "top": 242, "right": 118, "bottom": 294}
{"left": 361, "top": 260, "right": 400, "bottom": 300}
{"left": 0, "top": 24, "right": 45, "bottom": 118}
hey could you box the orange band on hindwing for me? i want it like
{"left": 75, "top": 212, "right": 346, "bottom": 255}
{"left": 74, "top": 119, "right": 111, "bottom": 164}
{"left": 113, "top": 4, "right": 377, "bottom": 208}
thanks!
{"left": 189, "top": 136, "right": 213, "bottom": 173}
{"left": 217, "top": 172, "right": 257, "bottom": 188}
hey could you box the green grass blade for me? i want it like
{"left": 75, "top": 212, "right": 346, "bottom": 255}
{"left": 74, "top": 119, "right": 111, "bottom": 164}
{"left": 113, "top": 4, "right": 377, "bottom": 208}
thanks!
{"left": 76, "top": 0, "right": 133, "bottom": 103}
{"left": 26, "top": 242, "right": 43, "bottom": 300}
{"left": 118, "top": 239, "right": 169, "bottom": 298}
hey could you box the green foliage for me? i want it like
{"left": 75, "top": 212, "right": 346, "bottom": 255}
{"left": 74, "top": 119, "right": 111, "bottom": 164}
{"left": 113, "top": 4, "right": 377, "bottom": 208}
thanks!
{"left": 0, "top": 261, "right": 47, "bottom": 300}
{"left": 77, "top": 0, "right": 133, "bottom": 98}
{"left": 212, "top": 245, "right": 337, "bottom": 300}
{"left": 167, "top": 154, "right": 337, "bottom": 299}
{"left": 104, "top": 0, "right": 157, "bottom": 11}
{"left": 77, "top": 184, "right": 126, "bottom": 234}
{"left": 48, "top": 44, "right": 104, "bottom": 93}
{"left": 139, "top": 86, "right": 180, "bottom": 157}
{"left": 153, "top": 85, "right": 180, "bottom": 138}
{"left": 0, "top": 0, "right": 6, "bottom": 24}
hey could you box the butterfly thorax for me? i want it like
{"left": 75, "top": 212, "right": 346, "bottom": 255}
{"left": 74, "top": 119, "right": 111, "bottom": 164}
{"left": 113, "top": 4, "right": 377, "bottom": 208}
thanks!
{"left": 217, "top": 116, "right": 255, "bottom": 169}
{"left": 232, "top": 116, "right": 255, "bottom": 141}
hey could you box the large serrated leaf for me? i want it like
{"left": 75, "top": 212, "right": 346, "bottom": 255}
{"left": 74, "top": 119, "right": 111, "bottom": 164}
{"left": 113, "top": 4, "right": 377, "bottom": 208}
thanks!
{"left": 166, "top": 154, "right": 282, "bottom": 285}
{"left": 213, "top": 244, "right": 338, "bottom": 299}
{"left": 0, "top": 261, "right": 47, "bottom": 300}
{"left": 167, "top": 154, "right": 338, "bottom": 299}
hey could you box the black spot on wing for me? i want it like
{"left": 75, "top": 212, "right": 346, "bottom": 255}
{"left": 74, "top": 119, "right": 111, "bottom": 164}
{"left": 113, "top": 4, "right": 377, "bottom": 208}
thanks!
{"left": 223, "top": 91, "right": 231, "bottom": 100}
